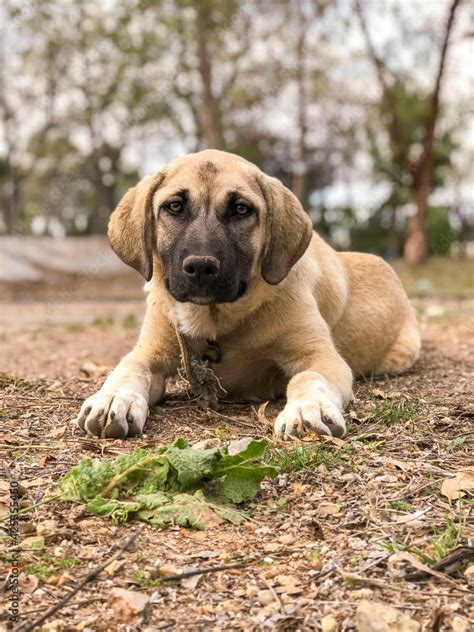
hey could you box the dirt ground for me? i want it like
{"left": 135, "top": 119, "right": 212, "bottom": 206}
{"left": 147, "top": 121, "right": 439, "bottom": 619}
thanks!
{"left": 0, "top": 260, "right": 473, "bottom": 631}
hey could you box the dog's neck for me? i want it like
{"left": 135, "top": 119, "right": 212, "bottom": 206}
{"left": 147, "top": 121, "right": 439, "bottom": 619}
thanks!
{"left": 146, "top": 254, "right": 317, "bottom": 342}
{"left": 174, "top": 302, "right": 218, "bottom": 340}
{"left": 172, "top": 275, "right": 277, "bottom": 340}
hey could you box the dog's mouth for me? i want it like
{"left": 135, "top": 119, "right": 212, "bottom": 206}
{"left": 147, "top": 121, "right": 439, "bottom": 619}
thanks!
{"left": 165, "top": 279, "right": 249, "bottom": 305}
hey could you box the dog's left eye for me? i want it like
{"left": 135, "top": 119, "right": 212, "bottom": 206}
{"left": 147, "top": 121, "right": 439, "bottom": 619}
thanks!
{"left": 233, "top": 203, "right": 251, "bottom": 217}
{"left": 168, "top": 201, "right": 183, "bottom": 213}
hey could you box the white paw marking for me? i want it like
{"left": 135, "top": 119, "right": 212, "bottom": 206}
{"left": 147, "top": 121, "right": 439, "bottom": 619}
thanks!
{"left": 274, "top": 379, "right": 346, "bottom": 439}
{"left": 75, "top": 388, "right": 148, "bottom": 439}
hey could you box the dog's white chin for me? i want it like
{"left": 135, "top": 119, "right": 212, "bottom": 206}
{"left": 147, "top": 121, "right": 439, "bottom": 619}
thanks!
{"left": 187, "top": 296, "right": 214, "bottom": 305}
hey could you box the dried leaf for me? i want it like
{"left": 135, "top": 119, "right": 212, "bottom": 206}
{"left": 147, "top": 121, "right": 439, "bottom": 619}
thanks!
{"left": 36, "top": 519, "right": 58, "bottom": 539}
{"left": 316, "top": 502, "right": 341, "bottom": 517}
{"left": 181, "top": 568, "right": 202, "bottom": 589}
{"left": 392, "top": 509, "right": 428, "bottom": 526}
{"left": 104, "top": 559, "right": 125, "bottom": 576}
{"left": 440, "top": 469, "right": 474, "bottom": 501}
{"left": 371, "top": 389, "right": 386, "bottom": 399}
{"left": 19, "top": 573, "right": 39, "bottom": 594}
{"left": 275, "top": 574, "right": 299, "bottom": 587}
{"left": 19, "top": 535, "right": 45, "bottom": 550}
{"left": 257, "top": 401, "right": 272, "bottom": 425}
{"left": 322, "top": 435, "right": 347, "bottom": 447}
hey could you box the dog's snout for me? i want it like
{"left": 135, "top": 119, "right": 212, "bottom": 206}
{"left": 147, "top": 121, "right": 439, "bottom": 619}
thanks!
{"left": 183, "top": 255, "right": 220, "bottom": 278}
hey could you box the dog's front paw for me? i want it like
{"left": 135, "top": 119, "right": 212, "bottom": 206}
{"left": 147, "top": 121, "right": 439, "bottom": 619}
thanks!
{"left": 274, "top": 398, "right": 346, "bottom": 440}
{"left": 75, "top": 388, "right": 148, "bottom": 439}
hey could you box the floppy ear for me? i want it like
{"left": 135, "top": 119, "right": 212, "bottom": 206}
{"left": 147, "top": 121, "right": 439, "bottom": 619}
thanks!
{"left": 108, "top": 172, "right": 165, "bottom": 281}
{"left": 259, "top": 175, "right": 313, "bottom": 285}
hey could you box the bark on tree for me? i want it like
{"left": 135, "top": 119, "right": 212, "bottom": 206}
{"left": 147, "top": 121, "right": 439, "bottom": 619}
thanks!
{"left": 195, "top": 2, "right": 224, "bottom": 150}
{"left": 355, "top": 0, "right": 463, "bottom": 265}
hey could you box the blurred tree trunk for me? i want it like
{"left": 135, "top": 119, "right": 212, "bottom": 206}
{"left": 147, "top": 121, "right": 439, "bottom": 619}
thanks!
{"left": 404, "top": 0, "right": 461, "bottom": 264}
{"left": 0, "top": 111, "right": 23, "bottom": 234}
{"left": 196, "top": 2, "right": 224, "bottom": 150}
{"left": 292, "top": 4, "right": 308, "bottom": 206}
{"left": 0, "top": 31, "right": 22, "bottom": 234}
{"left": 355, "top": 0, "right": 463, "bottom": 265}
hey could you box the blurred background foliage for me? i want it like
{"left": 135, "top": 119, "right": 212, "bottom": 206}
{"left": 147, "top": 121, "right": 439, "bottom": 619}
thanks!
{"left": 1, "top": 0, "right": 472, "bottom": 263}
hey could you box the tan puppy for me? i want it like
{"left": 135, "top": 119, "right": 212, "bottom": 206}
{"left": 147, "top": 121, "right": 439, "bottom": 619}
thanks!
{"left": 76, "top": 150, "right": 420, "bottom": 439}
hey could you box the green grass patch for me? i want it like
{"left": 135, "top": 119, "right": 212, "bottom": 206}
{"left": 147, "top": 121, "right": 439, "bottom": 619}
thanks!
{"left": 269, "top": 442, "right": 355, "bottom": 473}
{"left": 0, "top": 374, "right": 36, "bottom": 390}
{"left": 122, "top": 314, "right": 139, "bottom": 329}
{"left": 91, "top": 315, "right": 114, "bottom": 328}
{"left": 24, "top": 555, "right": 81, "bottom": 580}
{"left": 65, "top": 322, "right": 86, "bottom": 333}
{"left": 388, "top": 500, "right": 413, "bottom": 511}
{"left": 132, "top": 570, "right": 162, "bottom": 587}
{"left": 392, "top": 257, "right": 474, "bottom": 299}
{"left": 370, "top": 399, "right": 420, "bottom": 426}
{"left": 447, "top": 436, "right": 466, "bottom": 452}
{"left": 379, "top": 514, "right": 467, "bottom": 565}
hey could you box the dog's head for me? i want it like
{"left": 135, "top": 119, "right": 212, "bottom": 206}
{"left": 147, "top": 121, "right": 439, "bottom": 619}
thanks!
{"left": 109, "top": 149, "right": 313, "bottom": 304}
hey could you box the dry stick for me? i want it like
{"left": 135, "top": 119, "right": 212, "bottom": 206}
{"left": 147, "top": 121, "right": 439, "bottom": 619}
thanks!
{"left": 161, "top": 559, "right": 255, "bottom": 581}
{"left": 17, "top": 527, "right": 143, "bottom": 632}
{"left": 162, "top": 548, "right": 302, "bottom": 582}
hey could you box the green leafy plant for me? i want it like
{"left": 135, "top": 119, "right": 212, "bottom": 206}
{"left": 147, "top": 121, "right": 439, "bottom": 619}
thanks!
{"left": 57, "top": 438, "right": 278, "bottom": 530}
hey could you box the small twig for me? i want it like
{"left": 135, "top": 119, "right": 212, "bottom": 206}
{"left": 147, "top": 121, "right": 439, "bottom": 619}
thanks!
{"left": 340, "top": 571, "right": 404, "bottom": 591}
{"left": 261, "top": 576, "right": 283, "bottom": 608}
{"left": 162, "top": 548, "right": 303, "bottom": 583}
{"left": 389, "top": 478, "right": 444, "bottom": 501}
{"left": 162, "top": 559, "right": 254, "bottom": 582}
{"left": 17, "top": 527, "right": 143, "bottom": 632}
{"left": 405, "top": 545, "right": 474, "bottom": 580}
{"left": 0, "top": 495, "right": 61, "bottom": 524}
{"left": 207, "top": 408, "right": 257, "bottom": 429}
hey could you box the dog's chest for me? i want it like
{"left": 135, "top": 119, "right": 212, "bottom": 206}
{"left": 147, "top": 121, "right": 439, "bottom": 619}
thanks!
{"left": 187, "top": 336, "right": 286, "bottom": 400}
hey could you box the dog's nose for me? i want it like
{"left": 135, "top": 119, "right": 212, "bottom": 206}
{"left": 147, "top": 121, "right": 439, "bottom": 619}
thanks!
{"left": 182, "top": 256, "right": 220, "bottom": 278}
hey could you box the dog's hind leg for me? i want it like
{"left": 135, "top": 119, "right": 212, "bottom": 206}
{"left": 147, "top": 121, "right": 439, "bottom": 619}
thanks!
{"left": 375, "top": 317, "right": 421, "bottom": 375}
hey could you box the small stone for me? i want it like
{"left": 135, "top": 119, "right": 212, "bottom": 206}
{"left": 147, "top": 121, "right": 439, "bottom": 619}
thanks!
{"left": 309, "top": 556, "right": 322, "bottom": 570}
{"left": 275, "top": 574, "right": 298, "bottom": 586}
{"left": 157, "top": 564, "right": 180, "bottom": 577}
{"left": 452, "top": 616, "right": 469, "bottom": 632}
{"left": 263, "top": 542, "right": 280, "bottom": 553}
{"left": 278, "top": 534, "right": 294, "bottom": 545}
{"left": 110, "top": 588, "right": 150, "bottom": 623}
{"left": 356, "top": 600, "right": 420, "bottom": 632}
{"left": 260, "top": 567, "right": 280, "bottom": 579}
{"left": 321, "top": 614, "right": 339, "bottom": 632}
{"left": 464, "top": 564, "right": 474, "bottom": 587}
{"left": 40, "top": 620, "right": 64, "bottom": 632}
{"left": 350, "top": 588, "right": 373, "bottom": 600}
{"left": 257, "top": 589, "right": 276, "bottom": 606}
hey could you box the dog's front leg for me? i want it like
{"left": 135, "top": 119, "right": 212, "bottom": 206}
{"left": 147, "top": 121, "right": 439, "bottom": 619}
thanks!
{"left": 273, "top": 317, "right": 353, "bottom": 439}
{"left": 75, "top": 304, "right": 179, "bottom": 439}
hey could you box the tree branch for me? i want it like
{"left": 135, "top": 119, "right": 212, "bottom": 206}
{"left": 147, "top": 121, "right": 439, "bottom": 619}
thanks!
{"left": 419, "top": 0, "right": 463, "bottom": 175}
{"left": 354, "top": 0, "right": 415, "bottom": 175}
